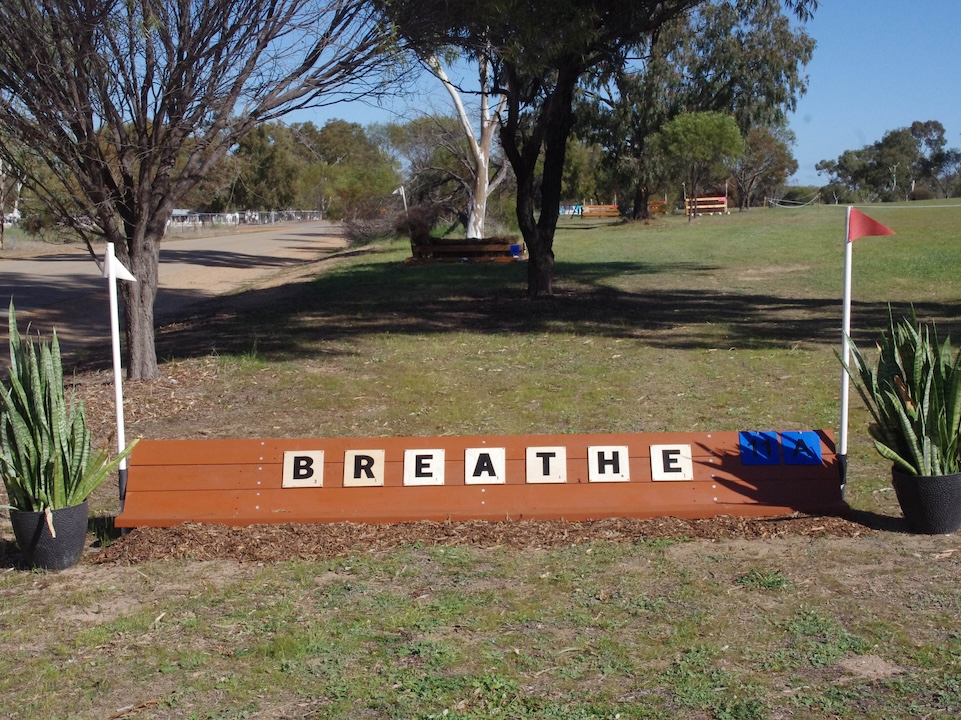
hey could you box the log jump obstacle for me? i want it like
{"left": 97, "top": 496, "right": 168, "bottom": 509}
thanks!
{"left": 115, "top": 430, "right": 845, "bottom": 528}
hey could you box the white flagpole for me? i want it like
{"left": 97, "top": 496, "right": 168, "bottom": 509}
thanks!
{"left": 838, "top": 206, "right": 854, "bottom": 494}
{"left": 104, "top": 242, "right": 136, "bottom": 508}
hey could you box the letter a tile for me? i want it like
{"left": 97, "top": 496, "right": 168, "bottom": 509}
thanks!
{"left": 781, "top": 432, "right": 822, "bottom": 466}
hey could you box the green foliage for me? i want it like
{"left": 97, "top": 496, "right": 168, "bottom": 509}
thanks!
{"left": 729, "top": 125, "right": 798, "bottom": 209}
{"left": 575, "top": 1, "right": 813, "bottom": 216}
{"left": 304, "top": 120, "right": 400, "bottom": 220}
{"left": 654, "top": 111, "right": 743, "bottom": 209}
{"left": 186, "top": 120, "right": 401, "bottom": 217}
{"left": 0, "top": 303, "right": 136, "bottom": 512}
{"left": 734, "top": 568, "right": 789, "bottom": 590}
{"left": 229, "top": 124, "right": 301, "bottom": 211}
{"left": 816, "top": 120, "right": 961, "bottom": 202}
{"left": 844, "top": 311, "right": 961, "bottom": 475}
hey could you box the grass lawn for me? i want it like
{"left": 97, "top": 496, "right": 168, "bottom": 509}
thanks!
{"left": 2, "top": 202, "right": 961, "bottom": 719}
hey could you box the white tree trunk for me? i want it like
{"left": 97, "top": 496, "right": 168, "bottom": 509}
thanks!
{"left": 429, "top": 54, "right": 507, "bottom": 240}
{"left": 467, "top": 153, "right": 490, "bottom": 239}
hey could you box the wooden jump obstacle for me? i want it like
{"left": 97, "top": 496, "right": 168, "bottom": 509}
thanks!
{"left": 580, "top": 204, "right": 621, "bottom": 218}
{"left": 648, "top": 199, "right": 668, "bottom": 215}
{"left": 685, "top": 195, "right": 729, "bottom": 216}
{"left": 114, "top": 430, "right": 846, "bottom": 528}
{"left": 566, "top": 201, "right": 665, "bottom": 218}
{"left": 409, "top": 239, "right": 526, "bottom": 263}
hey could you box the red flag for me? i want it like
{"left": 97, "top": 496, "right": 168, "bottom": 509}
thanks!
{"left": 847, "top": 207, "right": 895, "bottom": 242}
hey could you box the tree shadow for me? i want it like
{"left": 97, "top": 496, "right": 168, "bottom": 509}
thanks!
{"left": 149, "top": 254, "right": 961, "bottom": 365}
{"left": 159, "top": 247, "right": 316, "bottom": 270}
{"left": 1, "top": 237, "right": 352, "bottom": 368}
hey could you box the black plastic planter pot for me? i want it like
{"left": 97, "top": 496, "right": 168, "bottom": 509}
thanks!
{"left": 891, "top": 469, "right": 961, "bottom": 535}
{"left": 9, "top": 501, "right": 89, "bottom": 570}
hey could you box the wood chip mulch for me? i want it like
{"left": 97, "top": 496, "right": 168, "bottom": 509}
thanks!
{"left": 94, "top": 513, "right": 867, "bottom": 565}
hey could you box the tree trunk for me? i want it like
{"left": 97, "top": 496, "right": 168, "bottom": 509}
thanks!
{"left": 512, "top": 154, "right": 547, "bottom": 295}
{"left": 466, "top": 151, "right": 489, "bottom": 239}
{"left": 118, "top": 230, "right": 161, "bottom": 380}
{"left": 529, "top": 66, "right": 576, "bottom": 296}
{"left": 497, "top": 58, "right": 580, "bottom": 297}
{"left": 525, "top": 228, "right": 555, "bottom": 296}
{"left": 631, "top": 183, "right": 651, "bottom": 221}
{"left": 511, "top": 152, "right": 555, "bottom": 297}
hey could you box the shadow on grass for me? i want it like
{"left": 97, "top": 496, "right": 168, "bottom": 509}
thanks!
{"left": 844, "top": 509, "right": 922, "bottom": 534}
{"left": 149, "top": 250, "right": 961, "bottom": 366}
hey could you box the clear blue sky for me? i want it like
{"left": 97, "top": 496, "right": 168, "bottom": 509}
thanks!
{"left": 304, "top": 1, "right": 961, "bottom": 189}
{"left": 788, "top": 1, "right": 960, "bottom": 185}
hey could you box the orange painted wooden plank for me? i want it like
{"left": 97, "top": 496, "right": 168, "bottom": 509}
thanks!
{"left": 128, "top": 432, "right": 835, "bottom": 466}
{"left": 116, "top": 476, "right": 845, "bottom": 528}
{"left": 124, "top": 455, "right": 837, "bottom": 492}
{"left": 116, "top": 432, "right": 843, "bottom": 528}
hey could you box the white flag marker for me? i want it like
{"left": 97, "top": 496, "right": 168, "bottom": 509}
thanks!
{"left": 104, "top": 242, "right": 137, "bottom": 507}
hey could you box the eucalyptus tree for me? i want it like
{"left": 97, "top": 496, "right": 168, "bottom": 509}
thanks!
{"left": 383, "top": 111, "right": 512, "bottom": 233}
{"left": 230, "top": 123, "right": 302, "bottom": 212}
{"left": 729, "top": 125, "right": 798, "bottom": 209}
{"left": 301, "top": 120, "right": 400, "bottom": 218}
{"left": 910, "top": 121, "right": 960, "bottom": 198}
{"left": 384, "top": 116, "right": 478, "bottom": 218}
{"left": 0, "top": 0, "right": 392, "bottom": 379}
{"left": 380, "top": 0, "right": 817, "bottom": 296}
{"left": 424, "top": 56, "right": 511, "bottom": 239}
{"left": 654, "top": 111, "right": 744, "bottom": 222}
{"left": 578, "top": 0, "right": 814, "bottom": 219}
{"left": 816, "top": 121, "right": 960, "bottom": 202}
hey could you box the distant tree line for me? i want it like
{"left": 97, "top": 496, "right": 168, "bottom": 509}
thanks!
{"left": 816, "top": 121, "right": 961, "bottom": 203}
{"left": 181, "top": 120, "right": 400, "bottom": 219}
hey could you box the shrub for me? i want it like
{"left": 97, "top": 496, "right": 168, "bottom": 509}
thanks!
{"left": 1, "top": 303, "right": 135, "bottom": 513}
{"left": 843, "top": 311, "right": 961, "bottom": 476}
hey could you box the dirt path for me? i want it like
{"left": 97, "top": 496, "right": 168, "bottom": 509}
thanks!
{"left": 0, "top": 221, "right": 347, "bottom": 359}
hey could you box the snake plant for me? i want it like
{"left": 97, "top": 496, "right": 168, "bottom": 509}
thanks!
{"left": 1, "top": 302, "right": 136, "bottom": 513}
{"left": 844, "top": 311, "right": 961, "bottom": 476}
